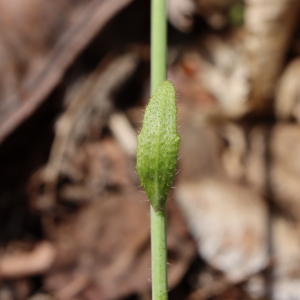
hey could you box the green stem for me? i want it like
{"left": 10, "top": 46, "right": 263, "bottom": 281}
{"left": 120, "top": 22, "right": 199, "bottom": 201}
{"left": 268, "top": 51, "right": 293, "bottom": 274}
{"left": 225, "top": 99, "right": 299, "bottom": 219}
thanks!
{"left": 151, "top": 0, "right": 168, "bottom": 299}
{"left": 151, "top": 205, "right": 168, "bottom": 300}
{"left": 151, "top": 0, "right": 167, "bottom": 95}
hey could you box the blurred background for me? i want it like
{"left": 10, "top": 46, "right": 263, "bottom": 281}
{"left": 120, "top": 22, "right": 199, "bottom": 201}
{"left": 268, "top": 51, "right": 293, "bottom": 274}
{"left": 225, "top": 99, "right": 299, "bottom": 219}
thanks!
{"left": 0, "top": 0, "right": 300, "bottom": 299}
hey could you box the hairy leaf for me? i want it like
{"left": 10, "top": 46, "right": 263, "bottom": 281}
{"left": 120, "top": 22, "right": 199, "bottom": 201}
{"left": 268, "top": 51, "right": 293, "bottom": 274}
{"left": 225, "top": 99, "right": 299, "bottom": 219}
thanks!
{"left": 136, "top": 80, "right": 180, "bottom": 211}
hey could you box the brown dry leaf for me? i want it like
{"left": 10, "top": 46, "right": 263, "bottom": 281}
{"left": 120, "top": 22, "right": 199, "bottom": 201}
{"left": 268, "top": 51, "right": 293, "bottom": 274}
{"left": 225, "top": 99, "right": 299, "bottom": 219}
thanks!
{"left": 270, "top": 123, "right": 300, "bottom": 221}
{"left": 172, "top": 87, "right": 269, "bottom": 289}
{"left": 60, "top": 138, "right": 135, "bottom": 200}
{"left": 199, "top": 36, "right": 250, "bottom": 117}
{"left": 44, "top": 191, "right": 196, "bottom": 300}
{"left": 219, "top": 123, "right": 247, "bottom": 181}
{"left": 244, "top": 0, "right": 300, "bottom": 112}
{"left": 271, "top": 214, "right": 300, "bottom": 300}
{"left": 169, "top": 52, "right": 217, "bottom": 113}
{"left": 167, "top": 0, "right": 196, "bottom": 32}
{"left": 175, "top": 101, "right": 223, "bottom": 183}
{"left": 32, "top": 136, "right": 197, "bottom": 300}
{"left": 244, "top": 126, "right": 268, "bottom": 195}
{"left": 172, "top": 0, "right": 300, "bottom": 117}
{"left": 0, "top": 241, "right": 56, "bottom": 279}
{"left": 275, "top": 58, "right": 300, "bottom": 121}
{"left": 108, "top": 112, "right": 138, "bottom": 158}
{"left": 170, "top": 38, "right": 250, "bottom": 118}
{"left": 28, "top": 52, "right": 139, "bottom": 210}
{"left": 0, "top": 0, "right": 133, "bottom": 143}
{"left": 220, "top": 123, "right": 269, "bottom": 195}
{"left": 175, "top": 179, "right": 268, "bottom": 282}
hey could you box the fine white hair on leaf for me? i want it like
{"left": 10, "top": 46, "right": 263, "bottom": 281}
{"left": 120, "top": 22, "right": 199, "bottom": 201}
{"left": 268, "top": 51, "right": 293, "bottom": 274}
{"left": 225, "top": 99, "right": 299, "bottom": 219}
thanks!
{"left": 136, "top": 81, "right": 180, "bottom": 211}
{"left": 175, "top": 169, "right": 181, "bottom": 175}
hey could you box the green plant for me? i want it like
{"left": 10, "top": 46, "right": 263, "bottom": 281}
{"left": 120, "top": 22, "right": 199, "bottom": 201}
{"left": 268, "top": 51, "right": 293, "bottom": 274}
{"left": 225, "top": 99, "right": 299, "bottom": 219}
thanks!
{"left": 136, "top": 1, "right": 181, "bottom": 299}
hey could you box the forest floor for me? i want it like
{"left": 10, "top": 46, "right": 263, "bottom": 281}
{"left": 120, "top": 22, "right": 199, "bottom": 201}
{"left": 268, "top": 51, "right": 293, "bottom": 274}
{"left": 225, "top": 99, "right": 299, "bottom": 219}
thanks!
{"left": 1, "top": 1, "right": 300, "bottom": 300}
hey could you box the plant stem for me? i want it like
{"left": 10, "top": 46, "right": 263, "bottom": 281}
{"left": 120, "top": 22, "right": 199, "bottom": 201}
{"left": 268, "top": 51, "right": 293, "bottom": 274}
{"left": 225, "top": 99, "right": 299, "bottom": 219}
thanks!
{"left": 151, "top": 0, "right": 167, "bottom": 95}
{"left": 151, "top": 0, "right": 168, "bottom": 299}
{"left": 151, "top": 204, "right": 168, "bottom": 300}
